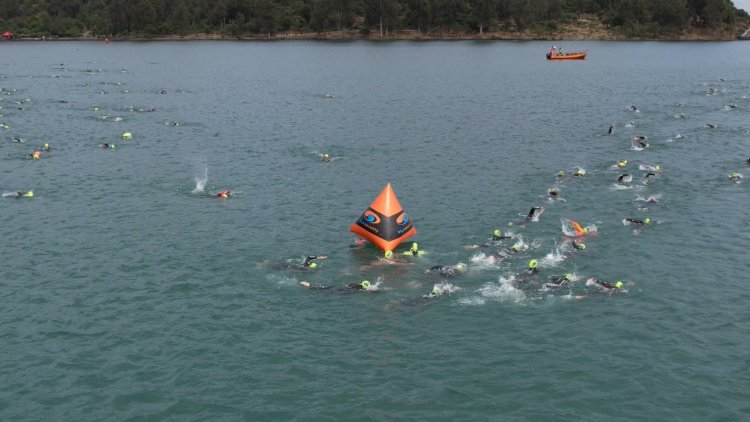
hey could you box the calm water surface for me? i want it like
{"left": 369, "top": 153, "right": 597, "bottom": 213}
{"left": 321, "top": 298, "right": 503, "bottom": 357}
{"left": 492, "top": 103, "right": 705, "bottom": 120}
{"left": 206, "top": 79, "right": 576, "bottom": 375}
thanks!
{"left": 1, "top": 41, "right": 749, "bottom": 420}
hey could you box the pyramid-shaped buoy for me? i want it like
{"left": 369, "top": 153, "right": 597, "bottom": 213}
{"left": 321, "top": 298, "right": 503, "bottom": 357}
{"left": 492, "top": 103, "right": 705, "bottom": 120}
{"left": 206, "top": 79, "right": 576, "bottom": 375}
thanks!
{"left": 349, "top": 183, "right": 416, "bottom": 253}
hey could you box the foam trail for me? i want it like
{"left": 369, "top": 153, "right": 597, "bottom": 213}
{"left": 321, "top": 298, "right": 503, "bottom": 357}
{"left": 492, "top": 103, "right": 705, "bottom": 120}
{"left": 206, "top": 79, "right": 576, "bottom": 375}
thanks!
{"left": 192, "top": 164, "right": 208, "bottom": 193}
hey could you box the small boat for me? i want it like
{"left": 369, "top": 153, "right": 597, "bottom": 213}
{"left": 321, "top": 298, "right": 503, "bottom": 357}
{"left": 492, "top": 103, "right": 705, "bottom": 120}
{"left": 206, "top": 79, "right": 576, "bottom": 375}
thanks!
{"left": 546, "top": 51, "right": 587, "bottom": 60}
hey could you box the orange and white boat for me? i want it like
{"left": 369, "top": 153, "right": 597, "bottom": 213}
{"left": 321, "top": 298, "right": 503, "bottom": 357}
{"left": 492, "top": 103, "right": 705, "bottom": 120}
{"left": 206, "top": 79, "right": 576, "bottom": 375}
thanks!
{"left": 546, "top": 50, "right": 587, "bottom": 60}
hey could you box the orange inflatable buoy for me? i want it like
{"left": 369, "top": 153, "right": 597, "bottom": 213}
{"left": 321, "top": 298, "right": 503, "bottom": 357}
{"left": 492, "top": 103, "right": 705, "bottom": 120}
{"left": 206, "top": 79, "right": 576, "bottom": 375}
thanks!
{"left": 349, "top": 183, "right": 416, "bottom": 253}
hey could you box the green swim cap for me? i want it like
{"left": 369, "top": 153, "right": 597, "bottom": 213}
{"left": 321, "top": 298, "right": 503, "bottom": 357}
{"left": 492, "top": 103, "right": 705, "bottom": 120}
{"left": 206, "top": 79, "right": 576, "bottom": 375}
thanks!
{"left": 384, "top": 251, "right": 393, "bottom": 259}
{"left": 655, "top": 165, "right": 661, "bottom": 171}
{"left": 493, "top": 229, "right": 501, "bottom": 237}
{"left": 529, "top": 259, "right": 538, "bottom": 269}
{"left": 456, "top": 263, "right": 467, "bottom": 271}
{"left": 431, "top": 284, "right": 441, "bottom": 295}
{"left": 360, "top": 280, "right": 371, "bottom": 289}
{"left": 24, "top": 191, "right": 34, "bottom": 197}
{"left": 308, "top": 262, "right": 317, "bottom": 269}
{"left": 411, "top": 242, "right": 418, "bottom": 251}
{"left": 578, "top": 243, "right": 586, "bottom": 251}
{"left": 644, "top": 218, "right": 651, "bottom": 224}
{"left": 122, "top": 132, "right": 132, "bottom": 139}
{"left": 564, "top": 274, "right": 572, "bottom": 281}
{"left": 615, "top": 281, "right": 624, "bottom": 289}
{"left": 557, "top": 170, "right": 565, "bottom": 176}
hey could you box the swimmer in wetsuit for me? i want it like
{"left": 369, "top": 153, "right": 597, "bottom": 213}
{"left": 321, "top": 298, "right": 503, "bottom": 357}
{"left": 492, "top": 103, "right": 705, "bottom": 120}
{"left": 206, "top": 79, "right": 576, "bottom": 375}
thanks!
{"left": 299, "top": 279, "right": 372, "bottom": 292}
{"left": 428, "top": 263, "right": 466, "bottom": 277}
{"left": 545, "top": 273, "right": 572, "bottom": 288}
{"left": 587, "top": 278, "right": 624, "bottom": 290}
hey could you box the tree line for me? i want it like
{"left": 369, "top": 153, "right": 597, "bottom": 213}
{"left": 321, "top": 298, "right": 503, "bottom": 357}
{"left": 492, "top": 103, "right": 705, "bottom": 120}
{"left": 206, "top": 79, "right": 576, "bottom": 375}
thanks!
{"left": 0, "top": 0, "right": 747, "bottom": 38}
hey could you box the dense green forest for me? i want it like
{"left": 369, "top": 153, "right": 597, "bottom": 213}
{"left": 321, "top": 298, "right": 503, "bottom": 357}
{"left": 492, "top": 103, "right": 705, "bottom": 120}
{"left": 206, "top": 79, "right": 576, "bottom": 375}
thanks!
{"left": 0, "top": 0, "right": 747, "bottom": 38}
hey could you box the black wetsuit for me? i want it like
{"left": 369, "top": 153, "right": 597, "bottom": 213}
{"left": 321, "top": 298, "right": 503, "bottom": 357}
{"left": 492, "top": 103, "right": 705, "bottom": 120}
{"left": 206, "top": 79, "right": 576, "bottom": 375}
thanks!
{"left": 546, "top": 276, "right": 570, "bottom": 288}
{"left": 429, "top": 265, "right": 460, "bottom": 277}
{"left": 592, "top": 279, "right": 616, "bottom": 289}
{"left": 625, "top": 218, "right": 647, "bottom": 225}
{"left": 302, "top": 256, "right": 321, "bottom": 267}
{"left": 308, "top": 282, "right": 366, "bottom": 292}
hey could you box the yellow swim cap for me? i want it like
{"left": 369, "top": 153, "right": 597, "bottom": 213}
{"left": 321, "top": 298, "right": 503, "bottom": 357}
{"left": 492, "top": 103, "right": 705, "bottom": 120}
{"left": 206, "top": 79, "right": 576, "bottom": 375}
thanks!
{"left": 655, "top": 165, "right": 661, "bottom": 171}
{"left": 456, "top": 263, "right": 467, "bottom": 271}
{"left": 411, "top": 242, "right": 418, "bottom": 251}
{"left": 360, "top": 280, "right": 371, "bottom": 289}
{"left": 122, "top": 132, "right": 132, "bottom": 139}
{"left": 24, "top": 191, "right": 34, "bottom": 197}
{"left": 384, "top": 251, "right": 393, "bottom": 259}
{"left": 615, "top": 281, "right": 624, "bottom": 289}
{"left": 583, "top": 228, "right": 588, "bottom": 233}
{"left": 578, "top": 243, "right": 586, "bottom": 250}
{"left": 308, "top": 262, "right": 317, "bottom": 269}
{"left": 493, "top": 229, "right": 501, "bottom": 237}
{"left": 529, "top": 259, "right": 538, "bottom": 269}
{"left": 44, "top": 143, "right": 49, "bottom": 148}
{"left": 644, "top": 218, "right": 651, "bottom": 224}
{"left": 431, "top": 284, "right": 441, "bottom": 295}
{"left": 564, "top": 274, "right": 573, "bottom": 281}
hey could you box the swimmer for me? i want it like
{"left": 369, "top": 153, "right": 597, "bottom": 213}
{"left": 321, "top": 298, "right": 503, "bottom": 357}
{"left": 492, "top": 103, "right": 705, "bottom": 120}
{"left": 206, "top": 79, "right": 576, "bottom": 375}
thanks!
{"left": 639, "top": 164, "right": 661, "bottom": 172}
{"left": 573, "top": 167, "right": 586, "bottom": 177}
{"left": 427, "top": 263, "right": 467, "bottom": 277}
{"left": 570, "top": 240, "right": 586, "bottom": 251}
{"left": 617, "top": 173, "right": 633, "bottom": 184}
{"left": 29, "top": 151, "right": 41, "bottom": 159}
{"left": 608, "top": 124, "right": 614, "bottom": 135}
{"left": 6, "top": 190, "right": 34, "bottom": 198}
{"left": 509, "top": 206, "right": 545, "bottom": 226}
{"left": 490, "top": 242, "right": 525, "bottom": 262}
{"left": 616, "top": 160, "right": 628, "bottom": 169}
{"left": 404, "top": 242, "right": 426, "bottom": 256}
{"left": 728, "top": 172, "right": 743, "bottom": 183}
{"left": 632, "top": 136, "right": 649, "bottom": 148}
{"left": 465, "top": 229, "right": 512, "bottom": 249}
{"left": 302, "top": 255, "right": 327, "bottom": 269}
{"left": 643, "top": 172, "right": 658, "bottom": 183}
{"left": 299, "top": 279, "right": 372, "bottom": 292}
{"left": 545, "top": 273, "right": 572, "bottom": 288}
{"left": 746, "top": 157, "right": 750, "bottom": 165}
{"left": 623, "top": 217, "right": 651, "bottom": 226}
{"left": 586, "top": 278, "right": 624, "bottom": 291}
{"left": 630, "top": 105, "right": 639, "bottom": 112}
{"left": 100, "top": 143, "right": 116, "bottom": 149}
{"left": 320, "top": 153, "right": 331, "bottom": 162}
{"left": 216, "top": 190, "right": 232, "bottom": 198}
{"left": 548, "top": 188, "right": 561, "bottom": 200}
{"left": 401, "top": 283, "right": 459, "bottom": 306}
{"left": 324, "top": 94, "right": 334, "bottom": 99}
{"left": 526, "top": 259, "right": 539, "bottom": 275}
{"left": 705, "top": 123, "right": 717, "bottom": 129}
{"left": 1, "top": 122, "right": 10, "bottom": 129}
{"left": 555, "top": 170, "right": 566, "bottom": 181}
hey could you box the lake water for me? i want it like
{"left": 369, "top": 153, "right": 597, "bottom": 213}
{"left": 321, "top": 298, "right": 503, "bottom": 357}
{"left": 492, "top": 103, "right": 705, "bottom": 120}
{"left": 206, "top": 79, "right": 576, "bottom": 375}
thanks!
{"left": 1, "top": 40, "right": 749, "bottom": 420}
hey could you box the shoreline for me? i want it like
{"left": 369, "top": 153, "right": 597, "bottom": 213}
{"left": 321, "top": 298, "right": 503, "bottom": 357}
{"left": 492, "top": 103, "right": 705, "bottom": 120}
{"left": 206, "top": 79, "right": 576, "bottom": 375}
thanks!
{"left": 9, "top": 32, "right": 745, "bottom": 42}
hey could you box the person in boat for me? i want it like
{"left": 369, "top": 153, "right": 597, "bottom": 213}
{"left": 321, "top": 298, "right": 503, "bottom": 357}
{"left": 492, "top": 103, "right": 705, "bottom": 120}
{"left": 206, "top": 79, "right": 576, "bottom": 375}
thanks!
{"left": 216, "top": 190, "right": 231, "bottom": 199}
{"left": 428, "top": 263, "right": 466, "bottom": 277}
{"left": 299, "top": 279, "right": 372, "bottom": 292}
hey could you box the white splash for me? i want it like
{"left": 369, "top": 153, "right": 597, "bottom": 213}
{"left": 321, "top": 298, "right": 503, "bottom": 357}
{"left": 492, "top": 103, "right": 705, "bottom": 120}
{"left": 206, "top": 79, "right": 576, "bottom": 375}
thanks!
{"left": 192, "top": 164, "right": 208, "bottom": 193}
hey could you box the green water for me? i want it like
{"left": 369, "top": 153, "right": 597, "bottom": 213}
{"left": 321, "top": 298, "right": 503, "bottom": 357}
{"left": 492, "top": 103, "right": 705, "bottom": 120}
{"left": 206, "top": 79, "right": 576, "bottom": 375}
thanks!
{"left": 1, "top": 41, "right": 749, "bottom": 420}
